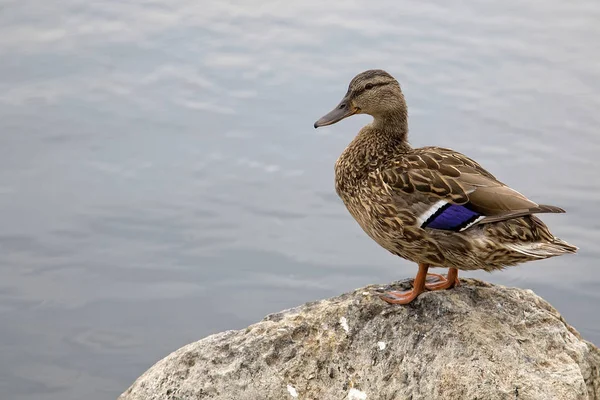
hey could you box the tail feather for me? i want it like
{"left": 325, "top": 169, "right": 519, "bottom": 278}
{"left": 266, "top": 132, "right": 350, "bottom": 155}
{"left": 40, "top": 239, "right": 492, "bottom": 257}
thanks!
{"left": 505, "top": 237, "right": 578, "bottom": 259}
{"left": 551, "top": 237, "right": 578, "bottom": 253}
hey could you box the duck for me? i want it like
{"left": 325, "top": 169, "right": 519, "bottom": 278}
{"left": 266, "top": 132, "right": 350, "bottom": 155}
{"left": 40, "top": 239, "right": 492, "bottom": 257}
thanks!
{"left": 313, "top": 69, "right": 578, "bottom": 304}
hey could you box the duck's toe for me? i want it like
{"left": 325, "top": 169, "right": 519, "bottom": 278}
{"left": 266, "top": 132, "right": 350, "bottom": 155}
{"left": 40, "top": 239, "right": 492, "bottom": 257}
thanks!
{"left": 425, "top": 273, "right": 446, "bottom": 285}
{"left": 424, "top": 268, "right": 460, "bottom": 291}
{"left": 379, "top": 288, "right": 424, "bottom": 304}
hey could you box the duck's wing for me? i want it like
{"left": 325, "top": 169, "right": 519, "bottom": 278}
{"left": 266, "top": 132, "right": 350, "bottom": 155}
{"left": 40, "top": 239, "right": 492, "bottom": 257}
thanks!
{"left": 375, "top": 146, "right": 564, "bottom": 232}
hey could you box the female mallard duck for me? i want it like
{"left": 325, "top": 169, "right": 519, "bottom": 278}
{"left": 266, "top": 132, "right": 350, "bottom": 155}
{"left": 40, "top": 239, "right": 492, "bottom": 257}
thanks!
{"left": 314, "top": 69, "right": 577, "bottom": 304}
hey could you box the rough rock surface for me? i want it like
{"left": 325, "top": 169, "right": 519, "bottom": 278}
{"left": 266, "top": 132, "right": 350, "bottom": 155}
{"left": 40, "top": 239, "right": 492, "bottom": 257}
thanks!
{"left": 119, "top": 279, "right": 600, "bottom": 400}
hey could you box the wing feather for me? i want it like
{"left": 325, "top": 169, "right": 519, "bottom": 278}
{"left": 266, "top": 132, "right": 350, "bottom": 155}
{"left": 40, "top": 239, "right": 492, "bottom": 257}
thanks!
{"left": 376, "top": 147, "right": 564, "bottom": 230}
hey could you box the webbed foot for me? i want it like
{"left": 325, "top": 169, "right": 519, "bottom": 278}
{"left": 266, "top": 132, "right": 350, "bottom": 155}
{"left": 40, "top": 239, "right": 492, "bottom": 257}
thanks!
{"left": 380, "top": 263, "right": 429, "bottom": 305}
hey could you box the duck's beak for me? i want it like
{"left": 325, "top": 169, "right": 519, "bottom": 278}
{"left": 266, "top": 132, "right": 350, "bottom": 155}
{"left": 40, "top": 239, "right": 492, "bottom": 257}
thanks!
{"left": 314, "top": 96, "right": 358, "bottom": 128}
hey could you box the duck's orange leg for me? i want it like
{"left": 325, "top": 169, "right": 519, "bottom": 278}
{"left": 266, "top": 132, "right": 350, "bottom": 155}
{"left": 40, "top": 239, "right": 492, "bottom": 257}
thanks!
{"left": 380, "top": 263, "right": 428, "bottom": 305}
{"left": 424, "top": 267, "right": 460, "bottom": 291}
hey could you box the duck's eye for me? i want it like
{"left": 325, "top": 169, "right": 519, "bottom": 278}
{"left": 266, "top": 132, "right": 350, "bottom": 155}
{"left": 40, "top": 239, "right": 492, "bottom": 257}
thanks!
{"left": 365, "top": 83, "right": 374, "bottom": 90}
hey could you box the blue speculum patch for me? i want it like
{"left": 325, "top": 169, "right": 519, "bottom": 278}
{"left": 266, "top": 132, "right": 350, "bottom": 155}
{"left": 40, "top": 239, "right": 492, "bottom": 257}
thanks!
{"left": 424, "top": 203, "right": 481, "bottom": 231}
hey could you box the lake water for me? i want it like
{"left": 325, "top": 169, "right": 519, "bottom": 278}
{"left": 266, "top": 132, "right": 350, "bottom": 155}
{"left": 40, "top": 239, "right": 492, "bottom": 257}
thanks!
{"left": 1, "top": 1, "right": 599, "bottom": 399}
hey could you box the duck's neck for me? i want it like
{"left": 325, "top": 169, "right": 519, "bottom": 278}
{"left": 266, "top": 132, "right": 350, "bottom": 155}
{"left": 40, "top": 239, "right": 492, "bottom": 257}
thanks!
{"left": 336, "top": 106, "right": 411, "bottom": 192}
{"left": 367, "top": 104, "right": 411, "bottom": 152}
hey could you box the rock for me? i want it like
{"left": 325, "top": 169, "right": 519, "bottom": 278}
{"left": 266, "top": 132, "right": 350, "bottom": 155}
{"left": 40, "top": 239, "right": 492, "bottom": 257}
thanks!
{"left": 119, "top": 279, "right": 600, "bottom": 400}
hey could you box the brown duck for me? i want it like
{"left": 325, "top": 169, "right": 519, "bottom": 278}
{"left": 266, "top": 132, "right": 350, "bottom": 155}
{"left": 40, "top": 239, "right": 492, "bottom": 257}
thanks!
{"left": 314, "top": 69, "right": 577, "bottom": 304}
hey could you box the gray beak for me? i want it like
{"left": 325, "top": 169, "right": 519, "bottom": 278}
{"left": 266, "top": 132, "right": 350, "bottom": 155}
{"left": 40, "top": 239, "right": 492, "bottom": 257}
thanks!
{"left": 314, "top": 97, "right": 358, "bottom": 128}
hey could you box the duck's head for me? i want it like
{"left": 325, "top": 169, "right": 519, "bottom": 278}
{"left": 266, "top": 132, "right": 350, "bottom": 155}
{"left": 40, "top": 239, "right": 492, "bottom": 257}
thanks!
{"left": 314, "top": 69, "right": 405, "bottom": 128}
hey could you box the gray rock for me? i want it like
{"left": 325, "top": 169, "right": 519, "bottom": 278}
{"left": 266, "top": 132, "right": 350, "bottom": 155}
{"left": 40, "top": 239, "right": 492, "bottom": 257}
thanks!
{"left": 119, "top": 279, "right": 600, "bottom": 400}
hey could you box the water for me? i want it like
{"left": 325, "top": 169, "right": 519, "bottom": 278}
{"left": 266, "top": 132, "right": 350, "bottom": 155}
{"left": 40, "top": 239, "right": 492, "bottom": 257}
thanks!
{"left": 1, "top": 1, "right": 599, "bottom": 399}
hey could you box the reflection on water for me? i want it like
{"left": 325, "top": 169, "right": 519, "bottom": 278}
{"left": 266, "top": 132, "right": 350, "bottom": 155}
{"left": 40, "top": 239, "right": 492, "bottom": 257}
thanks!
{"left": 1, "top": 1, "right": 599, "bottom": 399}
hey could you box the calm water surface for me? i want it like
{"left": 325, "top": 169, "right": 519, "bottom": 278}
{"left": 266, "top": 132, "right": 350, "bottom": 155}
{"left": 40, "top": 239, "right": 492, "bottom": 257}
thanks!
{"left": 1, "top": 1, "right": 599, "bottom": 399}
